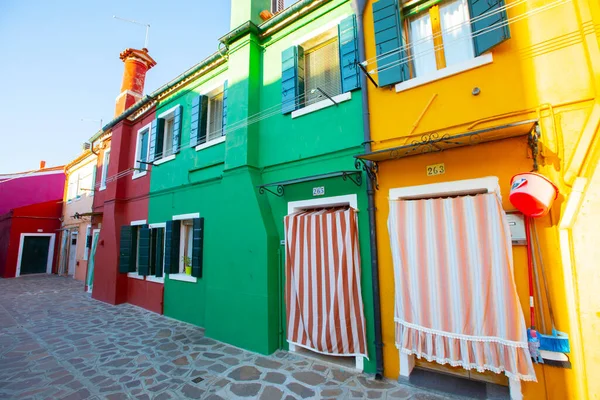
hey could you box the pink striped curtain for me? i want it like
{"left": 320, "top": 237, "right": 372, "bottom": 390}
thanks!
{"left": 388, "top": 193, "right": 536, "bottom": 382}
{"left": 284, "top": 208, "right": 368, "bottom": 357}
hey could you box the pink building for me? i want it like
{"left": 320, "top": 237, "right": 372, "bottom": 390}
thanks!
{"left": 0, "top": 165, "right": 66, "bottom": 215}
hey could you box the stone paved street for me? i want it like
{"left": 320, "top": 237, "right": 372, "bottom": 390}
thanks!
{"left": 0, "top": 275, "right": 451, "bottom": 400}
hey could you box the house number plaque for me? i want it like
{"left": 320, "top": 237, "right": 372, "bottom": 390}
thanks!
{"left": 312, "top": 186, "right": 325, "bottom": 196}
{"left": 426, "top": 163, "right": 445, "bottom": 176}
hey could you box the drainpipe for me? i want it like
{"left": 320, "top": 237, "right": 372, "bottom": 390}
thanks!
{"left": 352, "top": 0, "right": 384, "bottom": 380}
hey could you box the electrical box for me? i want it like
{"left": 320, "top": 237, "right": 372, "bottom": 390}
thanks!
{"left": 506, "top": 212, "right": 526, "bottom": 245}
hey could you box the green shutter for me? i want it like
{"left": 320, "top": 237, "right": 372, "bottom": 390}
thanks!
{"left": 153, "top": 228, "right": 165, "bottom": 277}
{"left": 468, "top": 0, "right": 510, "bottom": 56}
{"left": 138, "top": 225, "right": 150, "bottom": 276}
{"left": 373, "top": 0, "right": 409, "bottom": 87}
{"left": 154, "top": 118, "right": 165, "bottom": 159}
{"left": 198, "top": 96, "right": 209, "bottom": 145}
{"left": 281, "top": 46, "right": 305, "bottom": 114}
{"left": 191, "top": 218, "right": 204, "bottom": 278}
{"left": 172, "top": 105, "right": 182, "bottom": 154}
{"left": 149, "top": 120, "right": 157, "bottom": 163}
{"left": 119, "top": 225, "right": 136, "bottom": 273}
{"left": 165, "top": 220, "right": 181, "bottom": 274}
{"left": 338, "top": 14, "right": 360, "bottom": 93}
{"left": 222, "top": 80, "right": 228, "bottom": 136}
{"left": 191, "top": 95, "right": 209, "bottom": 147}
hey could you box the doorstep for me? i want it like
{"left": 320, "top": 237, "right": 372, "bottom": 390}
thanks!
{"left": 404, "top": 368, "right": 510, "bottom": 400}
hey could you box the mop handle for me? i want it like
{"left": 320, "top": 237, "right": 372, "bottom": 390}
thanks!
{"left": 532, "top": 219, "right": 557, "bottom": 328}
{"left": 525, "top": 216, "right": 536, "bottom": 328}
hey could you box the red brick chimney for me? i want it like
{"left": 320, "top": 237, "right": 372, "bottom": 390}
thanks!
{"left": 39, "top": 160, "right": 46, "bottom": 170}
{"left": 114, "top": 48, "right": 157, "bottom": 116}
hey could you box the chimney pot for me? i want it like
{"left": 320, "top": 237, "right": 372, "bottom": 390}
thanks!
{"left": 39, "top": 161, "right": 46, "bottom": 169}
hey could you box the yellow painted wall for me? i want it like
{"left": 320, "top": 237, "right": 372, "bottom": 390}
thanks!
{"left": 363, "top": 0, "right": 600, "bottom": 398}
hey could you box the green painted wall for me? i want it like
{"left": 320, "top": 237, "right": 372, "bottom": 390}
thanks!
{"left": 148, "top": 0, "right": 377, "bottom": 373}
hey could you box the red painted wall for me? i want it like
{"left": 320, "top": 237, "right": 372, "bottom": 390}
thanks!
{"left": 0, "top": 200, "right": 62, "bottom": 278}
{"left": 91, "top": 109, "right": 162, "bottom": 313}
{"left": 0, "top": 171, "right": 65, "bottom": 215}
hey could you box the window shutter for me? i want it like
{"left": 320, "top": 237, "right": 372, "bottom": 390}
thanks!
{"left": 154, "top": 118, "right": 165, "bottom": 159}
{"left": 222, "top": 80, "right": 228, "bottom": 136}
{"left": 191, "top": 218, "right": 205, "bottom": 278}
{"left": 190, "top": 96, "right": 200, "bottom": 147}
{"left": 119, "top": 225, "right": 136, "bottom": 273}
{"left": 468, "top": 0, "right": 510, "bottom": 56}
{"left": 165, "top": 220, "right": 181, "bottom": 274}
{"left": 198, "top": 96, "right": 209, "bottom": 145}
{"left": 138, "top": 225, "right": 150, "bottom": 276}
{"left": 149, "top": 120, "right": 158, "bottom": 163}
{"left": 373, "top": 0, "right": 409, "bottom": 87}
{"left": 338, "top": 14, "right": 360, "bottom": 93}
{"left": 172, "top": 105, "right": 182, "bottom": 154}
{"left": 154, "top": 228, "right": 164, "bottom": 277}
{"left": 281, "top": 46, "right": 305, "bottom": 114}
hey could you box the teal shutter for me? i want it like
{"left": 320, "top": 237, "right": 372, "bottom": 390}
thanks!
{"left": 165, "top": 220, "right": 181, "bottom": 274}
{"left": 172, "top": 106, "right": 182, "bottom": 154}
{"left": 149, "top": 120, "right": 158, "bottom": 162}
{"left": 468, "top": 0, "right": 510, "bottom": 56}
{"left": 153, "top": 228, "right": 164, "bottom": 277}
{"left": 338, "top": 15, "right": 360, "bottom": 93}
{"left": 154, "top": 118, "right": 165, "bottom": 159}
{"left": 198, "top": 96, "right": 209, "bottom": 145}
{"left": 138, "top": 225, "right": 150, "bottom": 276}
{"left": 281, "top": 46, "right": 305, "bottom": 114}
{"left": 119, "top": 225, "right": 136, "bottom": 273}
{"left": 222, "top": 80, "right": 228, "bottom": 136}
{"left": 373, "top": 0, "right": 409, "bottom": 87}
{"left": 191, "top": 218, "right": 204, "bottom": 278}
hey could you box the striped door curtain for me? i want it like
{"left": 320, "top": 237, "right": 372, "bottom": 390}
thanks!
{"left": 284, "top": 208, "right": 368, "bottom": 358}
{"left": 388, "top": 193, "right": 536, "bottom": 382}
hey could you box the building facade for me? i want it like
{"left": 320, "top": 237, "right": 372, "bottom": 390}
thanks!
{"left": 361, "top": 0, "right": 600, "bottom": 398}
{"left": 58, "top": 150, "right": 97, "bottom": 281}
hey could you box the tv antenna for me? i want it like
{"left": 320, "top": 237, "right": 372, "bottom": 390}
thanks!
{"left": 81, "top": 118, "right": 103, "bottom": 129}
{"left": 113, "top": 15, "right": 151, "bottom": 49}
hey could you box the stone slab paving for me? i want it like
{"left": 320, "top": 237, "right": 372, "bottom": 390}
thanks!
{"left": 0, "top": 275, "right": 452, "bottom": 400}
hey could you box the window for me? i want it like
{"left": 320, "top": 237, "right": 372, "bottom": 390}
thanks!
{"left": 207, "top": 89, "right": 224, "bottom": 142}
{"left": 281, "top": 15, "right": 360, "bottom": 115}
{"left": 67, "top": 172, "right": 79, "bottom": 202}
{"left": 150, "top": 105, "right": 182, "bottom": 163}
{"left": 162, "top": 116, "right": 174, "bottom": 159}
{"left": 83, "top": 225, "right": 91, "bottom": 261}
{"left": 179, "top": 220, "right": 194, "bottom": 274}
{"left": 149, "top": 226, "right": 165, "bottom": 278}
{"left": 272, "top": 0, "right": 300, "bottom": 13}
{"left": 304, "top": 30, "right": 342, "bottom": 105}
{"left": 407, "top": 0, "right": 474, "bottom": 78}
{"left": 134, "top": 124, "right": 151, "bottom": 176}
{"left": 162, "top": 216, "right": 204, "bottom": 282}
{"left": 99, "top": 148, "right": 110, "bottom": 190}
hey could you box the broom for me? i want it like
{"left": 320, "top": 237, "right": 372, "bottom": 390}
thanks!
{"left": 531, "top": 220, "right": 571, "bottom": 368}
{"left": 525, "top": 217, "right": 543, "bottom": 364}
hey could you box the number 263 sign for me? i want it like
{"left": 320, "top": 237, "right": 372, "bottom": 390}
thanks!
{"left": 426, "top": 163, "right": 445, "bottom": 176}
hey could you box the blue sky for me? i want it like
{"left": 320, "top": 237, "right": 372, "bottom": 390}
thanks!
{"left": 0, "top": 1, "right": 231, "bottom": 173}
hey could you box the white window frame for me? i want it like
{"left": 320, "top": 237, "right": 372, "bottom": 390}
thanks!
{"left": 15, "top": 233, "right": 56, "bottom": 277}
{"left": 127, "top": 220, "right": 147, "bottom": 280}
{"left": 157, "top": 106, "right": 179, "bottom": 162}
{"left": 133, "top": 122, "right": 152, "bottom": 180}
{"left": 67, "top": 171, "right": 80, "bottom": 203}
{"left": 169, "top": 213, "right": 199, "bottom": 283}
{"left": 146, "top": 222, "right": 167, "bottom": 284}
{"left": 99, "top": 148, "right": 110, "bottom": 191}
{"left": 286, "top": 194, "right": 364, "bottom": 372}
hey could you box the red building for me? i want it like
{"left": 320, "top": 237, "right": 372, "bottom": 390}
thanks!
{"left": 88, "top": 48, "right": 163, "bottom": 314}
{"left": 0, "top": 166, "right": 65, "bottom": 278}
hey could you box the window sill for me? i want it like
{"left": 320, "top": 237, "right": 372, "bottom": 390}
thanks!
{"left": 99, "top": 186, "right": 106, "bottom": 191}
{"left": 195, "top": 136, "right": 226, "bottom": 151}
{"left": 395, "top": 53, "right": 493, "bottom": 93}
{"left": 127, "top": 272, "right": 145, "bottom": 280}
{"left": 146, "top": 276, "right": 164, "bottom": 284}
{"left": 168, "top": 273, "right": 197, "bottom": 283}
{"left": 153, "top": 154, "right": 176, "bottom": 166}
{"left": 291, "top": 92, "right": 352, "bottom": 119}
{"left": 132, "top": 171, "right": 147, "bottom": 180}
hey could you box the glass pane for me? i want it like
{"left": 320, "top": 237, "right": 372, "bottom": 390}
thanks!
{"left": 305, "top": 39, "right": 342, "bottom": 105}
{"left": 409, "top": 12, "right": 437, "bottom": 78}
{"left": 208, "top": 92, "right": 224, "bottom": 141}
{"left": 440, "top": 0, "right": 474, "bottom": 67}
{"left": 164, "top": 119, "right": 174, "bottom": 156}
{"left": 139, "top": 131, "right": 149, "bottom": 170}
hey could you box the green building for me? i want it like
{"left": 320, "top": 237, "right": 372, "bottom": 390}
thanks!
{"left": 140, "top": 0, "right": 377, "bottom": 373}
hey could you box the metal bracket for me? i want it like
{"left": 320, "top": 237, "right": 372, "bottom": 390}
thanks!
{"left": 341, "top": 171, "right": 362, "bottom": 187}
{"left": 355, "top": 158, "right": 379, "bottom": 190}
{"left": 259, "top": 185, "right": 284, "bottom": 197}
{"left": 358, "top": 62, "right": 379, "bottom": 88}
{"left": 315, "top": 87, "right": 338, "bottom": 106}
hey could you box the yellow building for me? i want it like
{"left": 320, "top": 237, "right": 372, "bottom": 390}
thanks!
{"left": 359, "top": 0, "right": 599, "bottom": 398}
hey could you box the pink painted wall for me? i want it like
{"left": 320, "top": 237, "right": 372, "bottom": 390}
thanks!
{"left": 0, "top": 171, "right": 66, "bottom": 215}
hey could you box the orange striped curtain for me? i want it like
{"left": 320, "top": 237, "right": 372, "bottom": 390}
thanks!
{"left": 284, "top": 208, "right": 368, "bottom": 357}
{"left": 388, "top": 193, "right": 536, "bottom": 382}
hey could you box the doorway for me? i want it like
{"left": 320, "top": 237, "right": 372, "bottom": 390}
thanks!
{"left": 67, "top": 231, "right": 78, "bottom": 276}
{"left": 85, "top": 229, "right": 100, "bottom": 293}
{"left": 17, "top": 234, "right": 55, "bottom": 276}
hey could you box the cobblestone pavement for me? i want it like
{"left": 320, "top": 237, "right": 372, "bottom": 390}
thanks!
{"left": 0, "top": 275, "right": 450, "bottom": 400}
